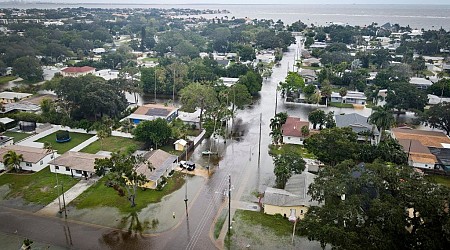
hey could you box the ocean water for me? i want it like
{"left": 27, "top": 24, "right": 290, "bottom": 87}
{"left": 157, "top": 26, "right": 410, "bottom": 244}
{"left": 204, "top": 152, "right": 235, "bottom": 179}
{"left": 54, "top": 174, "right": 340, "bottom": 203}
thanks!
{"left": 1, "top": 3, "right": 449, "bottom": 30}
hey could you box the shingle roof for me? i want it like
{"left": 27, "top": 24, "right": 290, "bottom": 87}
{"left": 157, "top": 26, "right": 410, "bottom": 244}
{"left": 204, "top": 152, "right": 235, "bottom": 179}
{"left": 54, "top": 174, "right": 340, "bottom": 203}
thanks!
{"left": 0, "top": 145, "right": 50, "bottom": 163}
{"left": 429, "top": 147, "right": 450, "bottom": 165}
{"left": 335, "top": 113, "right": 379, "bottom": 135}
{"left": 264, "top": 172, "right": 319, "bottom": 207}
{"left": 135, "top": 149, "right": 177, "bottom": 182}
{"left": 133, "top": 104, "right": 178, "bottom": 117}
{"left": 49, "top": 151, "right": 108, "bottom": 172}
{"left": 282, "top": 117, "right": 309, "bottom": 137}
{"left": 392, "top": 128, "right": 450, "bottom": 148}
{"left": 61, "top": 66, "right": 95, "bottom": 73}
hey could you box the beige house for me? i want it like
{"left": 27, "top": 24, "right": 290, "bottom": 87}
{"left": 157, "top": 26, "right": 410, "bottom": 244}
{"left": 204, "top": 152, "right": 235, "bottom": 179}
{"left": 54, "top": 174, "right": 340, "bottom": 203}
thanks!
{"left": 0, "top": 145, "right": 53, "bottom": 172}
{"left": 49, "top": 151, "right": 108, "bottom": 178}
{"left": 0, "top": 91, "right": 32, "bottom": 104}
{"left": 135, "top": 149, "right": 177, "bottom": 189}
{"left": 263, "top": 172, "right": 318, "bottom": 220}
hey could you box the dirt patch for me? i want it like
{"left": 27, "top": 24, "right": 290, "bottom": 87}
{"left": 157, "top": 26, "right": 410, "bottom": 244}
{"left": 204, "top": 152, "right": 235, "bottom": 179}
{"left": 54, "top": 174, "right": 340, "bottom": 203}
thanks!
{"left": 40, "top": 186, "right": 50, "bottom": 192}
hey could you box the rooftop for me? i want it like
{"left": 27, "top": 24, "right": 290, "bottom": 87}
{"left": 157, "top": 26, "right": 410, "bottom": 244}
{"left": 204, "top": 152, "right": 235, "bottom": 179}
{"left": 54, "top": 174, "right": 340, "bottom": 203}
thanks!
{"left": 335, "top": 113, "right": 379, "bottom": 136}
{"left": 49, "top": 151, "right": 108, "bottom": 172}
{"left": 0, "top": 91, "right": 32, "bottom": 100}
{"left": 61, "top": 66, "right": 96, "bottom": 73}
{"left": 281, "top": 116, "right": 309, "bottom": 137}
{"left": 391, "top": 127, "right": 450, "bottom": 148}
{"left": 133, "top": 103, "right": 178, "bottom": 117}
{"left": 135, "top": 149, "right": 177, "bottom": 182}
{"left": 0, "top": 145, "right": 51, "bottom": 164}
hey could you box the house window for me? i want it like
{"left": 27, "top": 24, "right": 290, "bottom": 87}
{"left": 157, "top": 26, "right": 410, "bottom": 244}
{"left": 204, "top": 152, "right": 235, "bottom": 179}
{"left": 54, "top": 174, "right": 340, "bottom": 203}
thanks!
{"left": 65, "top": 167, "right": 70, "bottom": 171}
{"left": 51, "top": 155, "right": 54, "bottom": 159}
{"left": 301, "top": 210, "right": 304, "bottom": 214}
{"left": 26, "top": 162, "right": 31, "bottom": 167}
{"left": 75, "top": 170, "right": 82, "bottom": 174}
{"left": 55, "top": 166, "right": 59, "bottom": 170}
{"left": 40, "top": 160, "right": 43, "bottom": 165}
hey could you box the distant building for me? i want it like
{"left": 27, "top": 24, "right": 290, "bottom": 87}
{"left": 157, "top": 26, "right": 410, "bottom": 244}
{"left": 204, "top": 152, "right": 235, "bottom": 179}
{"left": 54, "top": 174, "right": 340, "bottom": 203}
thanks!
{"left": 0, "top": 91, "right": 32, "bottom": 104}
{"left": 219, "top": 77, "right": 239, "bottom": 87}
{"left": 0, "top": 135, "right": 13, "bottom": 148}
{"left": 410, "top": 77, "right": 433, "bottom": 90}
{"left": 135, "top": 149, "right": 178, "bottom": 189}
{"left": 330, "top": 91, "right": 367, "bottom": 105}
{"left": 61, "top": 66, "right": 95, "bottom": 77}
{"left": 126, "top": 103, "right": 178, "bottom": 125}
{"left": 178, "top": 109, "right": 201, "bottom": 129}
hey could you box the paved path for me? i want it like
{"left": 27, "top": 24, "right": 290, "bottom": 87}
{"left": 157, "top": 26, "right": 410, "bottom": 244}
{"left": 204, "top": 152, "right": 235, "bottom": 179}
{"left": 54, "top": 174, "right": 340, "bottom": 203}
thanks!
{"left": 36, "top": 177, "right": 99, "bottom": 216}
{"left": 69, "top": 135, "right": 98, "bottom": 152}
{"left": 17, "top": 126, "right": 59, "bottom": 148}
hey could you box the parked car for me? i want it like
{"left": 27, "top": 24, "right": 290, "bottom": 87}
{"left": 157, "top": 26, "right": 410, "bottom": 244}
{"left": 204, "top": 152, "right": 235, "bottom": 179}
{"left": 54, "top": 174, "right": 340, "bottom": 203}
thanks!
{"left": 179, "top": 160, "right": 195, "bottom": 171}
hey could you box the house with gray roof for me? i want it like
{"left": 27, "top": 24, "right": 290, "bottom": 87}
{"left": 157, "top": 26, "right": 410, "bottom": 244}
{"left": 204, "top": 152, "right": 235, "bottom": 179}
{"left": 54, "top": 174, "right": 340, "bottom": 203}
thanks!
{"left": 263, "top": 172, "right": 319, "bottom": 220}
{"left": 49, "top": 151, "right": 108, "bottom": 178}
{"left": 335, "top": 113, "right": 379, "bottom": 145}
{"left": 135, "top": 149, "right": 178, "bottom": 189}
{"left": 0, "top": 145, "right": 53, "bottom": 172}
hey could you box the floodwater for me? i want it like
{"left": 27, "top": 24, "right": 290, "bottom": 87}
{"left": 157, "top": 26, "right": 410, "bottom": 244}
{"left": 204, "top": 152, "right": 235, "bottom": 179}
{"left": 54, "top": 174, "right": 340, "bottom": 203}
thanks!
{"left": 65, "top": 175, "right": 204, "bottom": 234}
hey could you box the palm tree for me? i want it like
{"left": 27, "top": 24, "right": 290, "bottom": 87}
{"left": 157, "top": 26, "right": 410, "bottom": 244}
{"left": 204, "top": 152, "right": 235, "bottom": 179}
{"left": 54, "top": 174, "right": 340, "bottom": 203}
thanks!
{"left": 369, "top": 106, "right": 395, "bottom": 143}
{"left": 3, "top": 150, "right": 24, "bottom": 172}
{"left": 339, "top": 87, "right": 347, "bottom": 103}
{"left": 320, "top": 83, "right": 332, "bottom": 106}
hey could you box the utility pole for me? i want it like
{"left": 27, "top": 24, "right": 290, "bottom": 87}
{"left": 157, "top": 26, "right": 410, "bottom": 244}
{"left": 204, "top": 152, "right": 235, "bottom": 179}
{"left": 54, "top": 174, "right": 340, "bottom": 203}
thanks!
{"left": 56, "top": 171, "right": 62, "bottom": 213}
{"left": 275, "top": 87, "right": 278, "bottom": 115}
{"left": 154, "top": 68, "right": 157, "bottom": 103}
{"left": 61, "top": 181, "right": 67, "bottom": 218}
{"left": 184, "top": 147, "right": 188, "bottom": 217}
{"left": 228, "top": 174, "right": 231, "bottom": 235}
{"left": 258, "top": 113, "right": 262, "bottom": 168}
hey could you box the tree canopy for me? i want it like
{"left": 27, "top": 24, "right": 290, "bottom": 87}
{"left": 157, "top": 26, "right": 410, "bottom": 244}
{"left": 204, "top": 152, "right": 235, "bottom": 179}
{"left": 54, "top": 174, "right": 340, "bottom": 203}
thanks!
{"left": 133, "top": 118, "right": 172, "bottom": 149}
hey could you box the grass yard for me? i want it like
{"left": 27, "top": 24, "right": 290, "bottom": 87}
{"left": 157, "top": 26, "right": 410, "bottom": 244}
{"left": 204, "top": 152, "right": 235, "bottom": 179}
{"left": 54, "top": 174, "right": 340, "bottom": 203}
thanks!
{"left": 142, "top": 57, "right": 158, "bottom": 62}
{"left": 328, "top": 102, "right": 354, "bottom": 108}
{"left": 0, "top": 76, "right": 17, "bottom": 85}
{"left": 80, "top": 136, "right": 143, "bottom": 154}
{"left": 71, "top": 171, "right": 185, "bottom": 213}
{"left": 3, "top": 131, "right": 32, "bottom": 142}
{"left": 36, "top": 131, "right": 93, "bottom": 154}
{"left": 160, "top": 144, "right": 180, "bottom": 156}
{"left": 0, "top": 166, "right": 79, "bottom": 205}
{"left": 214, "top": 209, "right": 228, "bottom": 239}
{"left": 269, "top": 144, "right": 316, "bottom": 159}
{"left": 426, "top": 175, "right": 450, "bottom": 188}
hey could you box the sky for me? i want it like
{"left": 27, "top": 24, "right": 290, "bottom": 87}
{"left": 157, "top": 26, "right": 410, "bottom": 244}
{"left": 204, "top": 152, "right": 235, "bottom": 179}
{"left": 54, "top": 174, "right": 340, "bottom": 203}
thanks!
{"left": 23, "top": 0, "right": 450, "bottom": 4}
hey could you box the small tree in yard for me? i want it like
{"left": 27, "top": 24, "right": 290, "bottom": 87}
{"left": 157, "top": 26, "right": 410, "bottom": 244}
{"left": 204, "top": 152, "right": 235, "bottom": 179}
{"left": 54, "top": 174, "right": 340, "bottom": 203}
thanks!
{"left": 94, "top": 152, "right": 148, "bottom": 207}
{"left": 272, "top": 147, "right": 306, "bottom": 189}
{"left": 3, "top": 150, "right": 24, "bottom": 172}
{"left": 133, "top": 118, "right": 172, "bottom": 149}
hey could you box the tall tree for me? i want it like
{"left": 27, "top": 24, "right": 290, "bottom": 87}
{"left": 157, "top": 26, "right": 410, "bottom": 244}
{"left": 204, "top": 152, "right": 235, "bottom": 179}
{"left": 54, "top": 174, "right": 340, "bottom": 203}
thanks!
{"left": 421, "top": 102, "right": 450, "bottom": 136}
{"left": 12, "top": 56, "right": 43, "bottom": 82}
{"left": 273, "top": 148, "right": 306, "bottom": 188}
{"left": 133, "top": 118, "right": 172, "bottom": 149}
{"left": 385, "top": 83, "right": 428, "bottom": 112}
{"left": 369, "top": 105, "right": 395, "bottom": 140}
{"left": 299, "top": 161, "right": 450, "bottom": 250}
{"left": 179, "top": 83, "right": 218, "bottom": 130}
{"left": 94, "top": 152, "right": 148, "bottom": 207}
{"left": 308, "top": 109, "right": 326, "bottom": 130}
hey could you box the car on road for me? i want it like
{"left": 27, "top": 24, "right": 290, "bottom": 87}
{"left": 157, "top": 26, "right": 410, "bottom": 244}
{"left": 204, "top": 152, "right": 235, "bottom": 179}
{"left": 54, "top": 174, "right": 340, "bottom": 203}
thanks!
{"left": 179, "top": 160, "right": 195, "bottom": 171}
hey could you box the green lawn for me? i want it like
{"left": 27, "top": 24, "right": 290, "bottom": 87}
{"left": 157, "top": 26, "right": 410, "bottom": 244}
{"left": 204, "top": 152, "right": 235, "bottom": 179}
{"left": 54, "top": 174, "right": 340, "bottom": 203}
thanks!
{"left": 214, "top": 209, "right": 228, "bottom": 239}
{"left": 142, "top": 57, "right": 158, "bottom": 62}
{"left": 0, "top": 76, "right": 17, "bottom": 85}
{"left": 36, "top": 131, "right": 93, "bottom": 154}
{"left": 269, "top": 144, "right": 316, "bottom": 159}
{"left": 233, "top": 210, "right": 292, "bottom": 236}
{"left": 160, "top": 144, "right": 180, "bottom": 156}
{"left": 71, "top": 171, "right": 185, "bottom": 213}
{"left": 3, "top": 131, "right": 32, "bottom": 142}
{"left": 0, "top": 166, "right": 79, "bottom": 205}
{"left": 426, "top": 175, "right": 450, "bottom": 188}
{"left": 328, "top": 102, "right": 354, "bottom": 108}
{"left": 80, "top": 136, "right": 143, "bottom": 154}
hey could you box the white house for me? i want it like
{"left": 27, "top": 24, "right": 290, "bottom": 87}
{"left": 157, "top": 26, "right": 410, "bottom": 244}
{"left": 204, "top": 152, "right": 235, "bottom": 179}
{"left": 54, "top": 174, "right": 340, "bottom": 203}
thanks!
{"left": 0, "top": 91, "right": 32, "bottom": 104}
{"left": 178, "top": 109, "right": 201, "bottom": 129}
{"left": 281, "top": 117, "right": 309, "bottom": 145}
{"left": 0, "top": 145, "right": 53, "bottom": 172}
{"left": 49, "top": 151, "right": 108, "bottom": 178}
{"left": 335, "top": 113, "right": 380, "bottom": 145}
{"left": 219, "top": 77, "right": 239, "bottom": 87}
{"left": 0, "top": 135, "right": 13, "bottom": 148}
{"left": 61, "top": 66, "right": 96, "bottom": 77}
{"left": 330, "top": 91, "right": 367, "bottom": 105}
{"left": 410, "top": 77, "right": 433, "bottom": 90}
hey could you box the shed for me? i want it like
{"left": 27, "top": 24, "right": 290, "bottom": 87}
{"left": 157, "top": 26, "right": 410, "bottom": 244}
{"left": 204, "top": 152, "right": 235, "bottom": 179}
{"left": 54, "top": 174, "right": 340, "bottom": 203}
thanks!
{"left": 174, "top": 139, "right": 188, "bottom": 151}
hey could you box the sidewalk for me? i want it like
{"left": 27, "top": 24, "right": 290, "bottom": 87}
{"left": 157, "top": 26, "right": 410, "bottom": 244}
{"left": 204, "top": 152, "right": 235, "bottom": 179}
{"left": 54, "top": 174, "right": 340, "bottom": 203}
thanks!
{"left": 69, "top": 135, "right": 98, "bottom": 152}
{"left": 35, "top": 177, "right": 99, "bottom": 216}
{"left": 17, "top": 126, "right": 59, "bottom": 148}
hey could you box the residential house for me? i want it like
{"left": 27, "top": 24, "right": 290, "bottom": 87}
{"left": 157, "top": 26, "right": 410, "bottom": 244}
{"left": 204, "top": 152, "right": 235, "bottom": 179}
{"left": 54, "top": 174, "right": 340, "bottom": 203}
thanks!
{"left": 178, "top": 109, "right": 201, "bottom": 129}
{"left": 428, "top": 147, "right": 450, "bottom": 171}
{"left": 335, "top": 113, "right": 380, "bottom": 144}
{"left": 0, "top": 91, "right": 32, "bottom": 104}
{"left": 61, "top": 66, "right": 95, "bottom": 77}
{"left": 391, "top": 127, "right": 450, "bottom": 169}
{"left": 0, "top": 117, "right": 15, "bottom": 129}
{"left": 219, "top": 77, "right": 239, "bottom": 87}
{"left": 299, "top": 69, "right": 317, "bottom": 83}
{"left": 0, "top": 101, "right": 40, "bottom": 114}
{"left": 302, "top": 58, "right": 321, "bottom": 67}
{"left": 49, "top": 151, "right": 108, "bottom": 178}
{"left": 126, "top": 103, "right": 178, "bottom": 125}
{"left": 135, "top": 149, "right": 178, "bottom": 189}
{"left": 330, "top": 91, "right": 367, "bottom": 105}
{"left": 263, "top": 172, "right": 319, "bottom": 220}
{"left": 281, "top": 116, "right": 309, "bottom": 145}
{"left": 427, "top": 94, "right": 450, "bottom": 106}
{"left": 410, "top": 77, "right": 433, "bottom": 90}
{"left": 0, "top": 145, "right": 53, "bottom": 172}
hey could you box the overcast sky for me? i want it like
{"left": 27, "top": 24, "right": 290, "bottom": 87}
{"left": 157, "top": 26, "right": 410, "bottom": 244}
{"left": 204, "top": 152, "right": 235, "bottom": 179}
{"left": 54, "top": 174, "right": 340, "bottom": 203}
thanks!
{"left": 28, "top": 0, "right": 450, "bottom": 4}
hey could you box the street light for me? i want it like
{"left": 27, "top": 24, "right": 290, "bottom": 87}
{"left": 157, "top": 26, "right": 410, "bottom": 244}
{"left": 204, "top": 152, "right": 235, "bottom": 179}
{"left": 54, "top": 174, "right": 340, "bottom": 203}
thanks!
{"left": 228, "top": 174, "right": 231, "bottom": 236}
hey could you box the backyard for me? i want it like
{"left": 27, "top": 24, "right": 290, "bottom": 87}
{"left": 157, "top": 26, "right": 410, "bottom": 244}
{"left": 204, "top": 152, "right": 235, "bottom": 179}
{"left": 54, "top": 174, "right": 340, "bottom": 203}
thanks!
{"left": 71, "top": 171, "right": 185, "bottom": 213}
{"left": 269, "top": 144, "right": 316, "bottom": 159}
{"left": 36, "top": 131, "right": 93, "bottom": 154}
{"left": 80, "top": 136, "right": 143, "bottom": 154}
{"left": 0, "top": 76, "right": 17, "bottom": 85}
{"left": 0, "top": 166, "right": 79, "bottom": 205}
{"left": 2, "top": 131, "right": 32, "bottom": 142}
